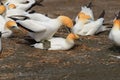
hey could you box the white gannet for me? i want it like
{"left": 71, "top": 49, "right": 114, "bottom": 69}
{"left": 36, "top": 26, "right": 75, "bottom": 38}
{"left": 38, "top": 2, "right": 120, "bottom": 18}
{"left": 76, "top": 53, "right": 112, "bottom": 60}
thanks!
{"left": 72, "top": 12, "right": 92, "bottom": 34}
{"left": 32, "top": 33, "right": 79, "bottom": 50}
{"left": 78, "top": 10, "right": 105, "bottom": 36}
{"left": 109, "top": 12, "right": 120, "bottom": 46}
{"left": 9, "top": 15, "right": 73, "bottom": 42}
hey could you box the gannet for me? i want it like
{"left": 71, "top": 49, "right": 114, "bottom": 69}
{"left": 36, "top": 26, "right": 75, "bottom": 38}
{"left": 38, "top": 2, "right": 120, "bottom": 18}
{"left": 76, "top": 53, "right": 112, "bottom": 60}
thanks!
{"left": 109, "top": 12, "right": 120, "bottom": 46}
{"left": 9, "top": 15, "right": 73, "bottom": 42}
{"left": 78, "top": 10, "right": 105, "bottom": 36}
{"left": 72, "top": 11, "right": 92, "bottom": 34}
{"left": 32, "top": 33, "right": 79, "bottom": 50}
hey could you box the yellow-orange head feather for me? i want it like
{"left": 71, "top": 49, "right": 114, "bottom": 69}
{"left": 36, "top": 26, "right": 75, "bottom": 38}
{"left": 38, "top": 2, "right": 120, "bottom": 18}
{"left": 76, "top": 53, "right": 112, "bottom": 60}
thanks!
{"left": 0, "top": 5, "right": 6, "bottom": 15}
{"left": 8, "top": 4, "right": 16, "bottom": 9}
{"left": 5, "top": 20, "right": 18, "bottom": 29}
{"left": 67, "top": 33, "right": 79, "bottom": 41}
{"left": 113, "top": 20, "right": 120, "bottom": 30}
{"left": 78, "top": 12, "right": 91, "bottom": 23}
{"left": 58, "top": 16, "right": 73, "bottom": 28}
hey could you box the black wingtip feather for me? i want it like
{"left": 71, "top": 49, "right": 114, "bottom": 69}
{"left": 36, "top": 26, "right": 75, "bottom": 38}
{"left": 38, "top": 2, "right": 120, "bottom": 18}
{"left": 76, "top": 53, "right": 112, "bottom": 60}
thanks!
{"left": 9, "top": 17, "right": 20, "bottom": 21}
{"left": 98, "top": 10, "right": 105, "bottom": 18}
{"left": 28, "top": 10, "right": 36, "bottom": 14}
{"left": 0, "top": 1, "right": 3, "bottom": 5}
{"left": 116, "top": 11, "right": 120, "bottom": 19}
{"left": 24, "top": 38, "right": 38, "bottom": 44}
{"left": 87, "top": 2, "right": 92, "bottom": 8}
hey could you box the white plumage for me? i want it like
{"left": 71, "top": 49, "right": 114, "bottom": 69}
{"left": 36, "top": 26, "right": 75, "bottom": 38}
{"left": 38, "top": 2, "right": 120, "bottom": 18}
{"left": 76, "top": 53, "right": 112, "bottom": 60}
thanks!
{"left": 78, "top": 18, "right": 104, "bottom": 36}
{"left": 72, "top": 12, "right": 92, "bottom": 34}
{"left": 5, "top": 0, "right": 28, "bottom": 4}
{"left": 14, "top": 0, "right": 35, "bottom": 11}
{"left": 5, "top": 8, "right": 27, "bottom": 21}
{"left": 25, "top": 12, "right": 51, "bottom": 21}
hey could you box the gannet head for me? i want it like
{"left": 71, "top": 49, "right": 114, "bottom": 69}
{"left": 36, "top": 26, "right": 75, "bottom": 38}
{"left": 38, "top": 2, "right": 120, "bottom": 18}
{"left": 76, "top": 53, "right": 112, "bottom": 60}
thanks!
{"left": 67, "top": 33, "right": 79, "bottom": 41}
{"left": 0, "top": 5, "right": 6, "bottom": 15}
{"left": 58, "top": 16, "right": 73, "bottom": 28}
{"left": 5, "top": 20, "right": 19, "bottom": 30}
{"left": 78, "top": 12, "right": 91, "bottom": 24}
{"left": 113, "top": 20, "right": 120, "bottom": 30}
{"left": 8, "top": 4, "right": 16, "bottom": 9}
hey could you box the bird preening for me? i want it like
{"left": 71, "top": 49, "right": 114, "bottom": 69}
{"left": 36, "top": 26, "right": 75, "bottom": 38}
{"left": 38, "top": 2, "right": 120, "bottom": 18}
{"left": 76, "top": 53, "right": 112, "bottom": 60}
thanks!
{"left": 0, "top": 0, "right": 118, "bottom": 54}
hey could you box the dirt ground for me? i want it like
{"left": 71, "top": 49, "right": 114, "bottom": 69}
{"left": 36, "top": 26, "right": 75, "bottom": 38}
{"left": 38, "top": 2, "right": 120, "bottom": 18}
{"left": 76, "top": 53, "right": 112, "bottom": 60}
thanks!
{"left": 0, "top": 0, "right": 120, "bottom": 80}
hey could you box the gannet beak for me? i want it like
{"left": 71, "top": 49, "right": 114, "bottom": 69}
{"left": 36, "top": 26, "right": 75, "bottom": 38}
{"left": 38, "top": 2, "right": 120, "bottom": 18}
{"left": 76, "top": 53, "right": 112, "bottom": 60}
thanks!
{"left": 73, "top": 20, "right": 76, "bottom": 25}
{"left": 65, "top": 27, "right": 72, "bottom": 33}
{"left": 10, "top": 26, "right": 19, "bottom": 30}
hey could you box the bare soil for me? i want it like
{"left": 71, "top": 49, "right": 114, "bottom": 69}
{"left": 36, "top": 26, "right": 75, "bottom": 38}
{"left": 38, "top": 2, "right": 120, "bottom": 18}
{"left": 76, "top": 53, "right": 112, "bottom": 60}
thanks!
{"left": 0, "top": 0, "right": 120, "bottom": 80}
